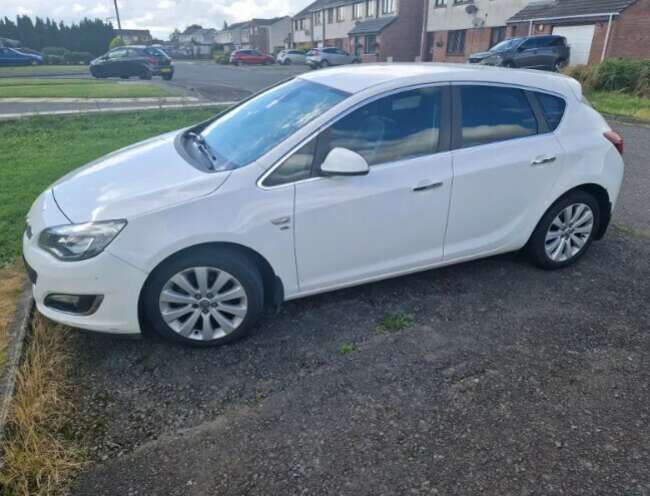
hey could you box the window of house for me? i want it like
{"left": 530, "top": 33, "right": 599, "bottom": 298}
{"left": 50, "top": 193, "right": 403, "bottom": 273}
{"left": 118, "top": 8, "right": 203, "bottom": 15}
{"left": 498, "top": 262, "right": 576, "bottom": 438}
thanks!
{"left": 435, "top": 0, "right": 447, "bottom": 6}
{"left": 366, "top": 0, "right": 376, "bottom": 17}
{"left": 364, "top": 34, "right": 377, "bottom": 54}
{"left": 323, "top": 87, "right": 442, "bottom": 167}
{"left": 353, "top": 3, "right": 364, "bottom": 19}
{"left": 490, "top": 27, "right": 506, "bottom": 48}
{"left": 447, "top": 30, "right": 465, "bottom": 54}
{"left": 381, "top": 0, "right": 395, "bottom": 14}
{"left": 459, "top": 85, "right": 538, "bottom": 148}
{"left": 263, "top": 138, "right": 316, "bottom": 187}
{"left": 327, "top": 8, "right": 334, "bottom": 23}
{"left": 536, "top": 92, "right": 566, "bottom": 131}
{"left": 336, "top": 6, "right": 344, "bottom": 21}
{"left": 314, "top": 11, "right": 322, "bottom": 25}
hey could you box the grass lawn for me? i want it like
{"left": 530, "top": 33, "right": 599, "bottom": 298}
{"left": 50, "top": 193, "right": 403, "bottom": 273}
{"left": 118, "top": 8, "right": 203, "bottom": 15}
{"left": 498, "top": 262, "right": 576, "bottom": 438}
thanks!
{"left": 0, "top": 77, "right": 176, "bottom": 98}
{"left": 0, "top": 64, "right": 89, "bottom": 76}
{"left": 587, "top": 91, "right": 650, "bottom": 123}
{"left": 0, "top": 107, "right": 225, "bottom": 266}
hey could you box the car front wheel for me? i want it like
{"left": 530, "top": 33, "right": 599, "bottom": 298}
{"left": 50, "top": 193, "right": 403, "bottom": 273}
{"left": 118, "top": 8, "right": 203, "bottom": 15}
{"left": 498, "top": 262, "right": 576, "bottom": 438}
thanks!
{"left": 526, "top": 190, "right": 600, "bottom": 270}
{"left": 143, "top": 247, "right": 264, "bottom": 347}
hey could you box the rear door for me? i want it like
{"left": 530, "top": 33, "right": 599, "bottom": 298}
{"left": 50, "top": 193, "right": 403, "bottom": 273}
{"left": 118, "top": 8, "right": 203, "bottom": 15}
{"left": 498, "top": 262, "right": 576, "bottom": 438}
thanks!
{"left": 516, "top": 37, "right": 543, "bottom": 68}
{"left": 445, "top": 84, "right": 565, "bottom": 260}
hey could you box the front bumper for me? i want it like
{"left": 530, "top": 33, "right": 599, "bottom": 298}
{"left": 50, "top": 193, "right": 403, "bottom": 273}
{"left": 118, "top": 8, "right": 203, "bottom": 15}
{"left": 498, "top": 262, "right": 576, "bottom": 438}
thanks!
{"left": 23, "top": 191, "right": 146, "bottom": 335}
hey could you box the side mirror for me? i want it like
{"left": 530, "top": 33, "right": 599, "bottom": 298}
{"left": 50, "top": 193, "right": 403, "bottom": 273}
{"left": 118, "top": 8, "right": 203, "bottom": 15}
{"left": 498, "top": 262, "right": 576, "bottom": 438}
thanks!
{"left": 320, "top": 147, "right": 369, "bottom": 177}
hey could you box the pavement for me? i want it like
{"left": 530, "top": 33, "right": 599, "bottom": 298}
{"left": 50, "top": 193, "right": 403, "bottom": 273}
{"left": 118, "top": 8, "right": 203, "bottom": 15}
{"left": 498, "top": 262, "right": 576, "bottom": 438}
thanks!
{"left": 0, "top": 61, "right": 309, "bottom": 119}
{"left": 64, "top": 121, "right": 650, "bottom": 496}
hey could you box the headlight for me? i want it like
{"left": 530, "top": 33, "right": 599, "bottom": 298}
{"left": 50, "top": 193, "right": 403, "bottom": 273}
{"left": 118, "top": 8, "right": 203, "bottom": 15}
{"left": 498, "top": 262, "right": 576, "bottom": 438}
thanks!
{"left": 38, "top": 220, "right": 127, "bottom": 261}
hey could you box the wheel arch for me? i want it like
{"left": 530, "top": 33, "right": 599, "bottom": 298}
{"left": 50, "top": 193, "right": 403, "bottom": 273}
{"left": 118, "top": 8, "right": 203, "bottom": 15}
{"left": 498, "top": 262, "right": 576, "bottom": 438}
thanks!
{"left": 137, "top": 241, "right": 284, "bottom": 336}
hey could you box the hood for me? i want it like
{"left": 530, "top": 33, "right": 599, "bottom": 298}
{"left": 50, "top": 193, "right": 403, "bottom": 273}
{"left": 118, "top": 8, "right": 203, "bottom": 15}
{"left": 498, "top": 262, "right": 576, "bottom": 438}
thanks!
{"left": 469, "top": 51, "right": 493, "bottom": 60}
{"left": 52, "top": 131, "right": 229, "bottom": 222}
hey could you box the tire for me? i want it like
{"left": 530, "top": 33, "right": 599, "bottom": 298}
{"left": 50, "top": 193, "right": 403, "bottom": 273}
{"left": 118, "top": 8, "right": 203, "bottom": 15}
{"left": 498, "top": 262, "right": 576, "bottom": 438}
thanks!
{"left": 503, "top": 61, "right": 516, "bottom": 68}
{"left": 139, "top": 69, "right": 153, "bottom": 80}
{"left": 553, "top": 60, "right": 566, "bottom": 72}
{"left": 120, "top": 75, "right": 130, "bottom": 79}
{"left": 162, "top": 73, "right": 173, "bottom": 81}
{"left": 526, "top": 190, "right": 600, "bottom": 270}
{"left": 236, "top": 60, "right": 244, "bottom": 67}
{"left": 143, "top": 247, "right": 264, "bottom": 347}
{"left": 320, "top": 59, "right": 329, "bottom": 68}
{"left": 284, "top": 58, "right": 292, "bottom": 65}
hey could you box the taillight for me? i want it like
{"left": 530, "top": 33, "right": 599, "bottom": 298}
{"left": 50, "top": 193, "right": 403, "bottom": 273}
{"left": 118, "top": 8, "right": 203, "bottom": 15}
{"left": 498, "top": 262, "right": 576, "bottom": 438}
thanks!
{"left": 145, "top": 56, "right": 156, "bottom": 64}
{"left": 604, "top": 131, "right": 624, "bottom": 155}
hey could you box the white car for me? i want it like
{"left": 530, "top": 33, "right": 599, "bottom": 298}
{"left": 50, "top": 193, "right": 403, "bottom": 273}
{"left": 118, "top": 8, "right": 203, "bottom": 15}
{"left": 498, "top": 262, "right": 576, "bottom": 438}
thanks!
{"left": 24, "top": 64, "right": 625, "bottom": 347}
{"left": 276, "top": 49, "right": 307, "bottom": 65}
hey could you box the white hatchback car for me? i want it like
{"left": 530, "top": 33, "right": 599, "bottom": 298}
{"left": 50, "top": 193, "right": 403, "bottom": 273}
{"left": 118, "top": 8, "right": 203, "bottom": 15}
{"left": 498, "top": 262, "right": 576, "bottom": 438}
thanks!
{"left": 24, "top": 64, "right": 624, "bottom": 346}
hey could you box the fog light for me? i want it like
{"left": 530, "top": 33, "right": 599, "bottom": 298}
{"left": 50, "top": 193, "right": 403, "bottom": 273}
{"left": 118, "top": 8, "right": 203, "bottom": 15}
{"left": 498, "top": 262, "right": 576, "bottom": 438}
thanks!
{"left": 44, "top": 294, "right": 103, "bottom": 315}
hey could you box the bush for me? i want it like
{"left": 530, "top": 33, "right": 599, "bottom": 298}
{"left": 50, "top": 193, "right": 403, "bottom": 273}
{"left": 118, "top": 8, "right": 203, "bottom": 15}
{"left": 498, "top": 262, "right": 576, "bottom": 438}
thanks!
{"left": 213, "top": 52, "right": 230, "bottom": 64}
{"left": 564, "top": 59, "right": 650, "bottom": 98}
{"left": 109, "top": 36, "right": 125, "bottom": 49}
{"left": 43, "top": 54, "right": 65, "bottom": 65}
{"left": 63, "top": 51, "right": 94, "bottom": 64}
{"left": 42, "top": 46, "right": 68, "bottom": 56}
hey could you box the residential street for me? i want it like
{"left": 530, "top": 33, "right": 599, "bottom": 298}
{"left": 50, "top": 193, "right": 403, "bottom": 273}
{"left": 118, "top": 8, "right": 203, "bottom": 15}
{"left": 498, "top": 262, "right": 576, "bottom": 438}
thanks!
{"left": 67, "top": 120, "right": 650, "bottom": 496}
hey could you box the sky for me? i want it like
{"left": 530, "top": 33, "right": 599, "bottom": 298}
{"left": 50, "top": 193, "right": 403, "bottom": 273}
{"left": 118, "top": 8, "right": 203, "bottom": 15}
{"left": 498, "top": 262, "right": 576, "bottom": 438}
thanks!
{"left": 2, "top": 0, "right": 306, "bottom": 39}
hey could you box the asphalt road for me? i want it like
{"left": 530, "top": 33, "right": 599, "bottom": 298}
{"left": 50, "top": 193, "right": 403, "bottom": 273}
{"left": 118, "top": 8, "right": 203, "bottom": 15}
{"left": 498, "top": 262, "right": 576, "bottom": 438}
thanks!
{"left": 65, "top": 121, "right": 650, "bottom": 496}
{"left": 161, "top": 60, "right": 309, "bottom": 101}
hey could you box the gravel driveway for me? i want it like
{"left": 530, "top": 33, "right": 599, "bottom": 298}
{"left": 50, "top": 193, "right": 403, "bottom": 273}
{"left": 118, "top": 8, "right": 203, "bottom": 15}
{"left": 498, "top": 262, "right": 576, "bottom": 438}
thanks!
{"left": 68, "top": 122, "right": 650, "bottom": 496}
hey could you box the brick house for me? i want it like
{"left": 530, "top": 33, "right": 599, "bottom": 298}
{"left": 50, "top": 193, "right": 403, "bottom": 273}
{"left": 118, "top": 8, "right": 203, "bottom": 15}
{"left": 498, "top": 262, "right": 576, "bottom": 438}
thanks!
{"left": 423, "top": 0, "right": 533, "bottom": 62}
{"left": 507, "top": 0, "right": 650, "bottom": 65}
{"left": 291, "top": 0, "right": 425, "bottom": 62}
{"left": 115, "top": 29, "right": 153, "bottom": 44}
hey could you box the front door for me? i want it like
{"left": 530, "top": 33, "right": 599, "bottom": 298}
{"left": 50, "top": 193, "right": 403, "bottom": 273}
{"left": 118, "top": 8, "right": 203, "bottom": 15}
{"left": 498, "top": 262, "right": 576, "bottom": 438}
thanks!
{"left": 293, "top": 85, "right": 453, "bottom": 293}
{"left": 444, "top": 84, "right": 564, "bottom": 260}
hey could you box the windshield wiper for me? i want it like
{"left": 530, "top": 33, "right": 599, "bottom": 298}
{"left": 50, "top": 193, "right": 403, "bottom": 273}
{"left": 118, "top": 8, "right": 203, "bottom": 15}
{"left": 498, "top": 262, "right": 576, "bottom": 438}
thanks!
{"left": 186, "top": 131, "right": 217, "bottom": 170}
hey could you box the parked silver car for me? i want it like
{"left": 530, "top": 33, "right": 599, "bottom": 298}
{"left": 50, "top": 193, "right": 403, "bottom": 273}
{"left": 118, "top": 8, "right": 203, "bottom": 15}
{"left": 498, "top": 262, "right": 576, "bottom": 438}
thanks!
{"left": 306, "top": 47, "right": 359, "bottom": 69}
{"left": 276, "top": 49, "right": 307, "bottom": 65}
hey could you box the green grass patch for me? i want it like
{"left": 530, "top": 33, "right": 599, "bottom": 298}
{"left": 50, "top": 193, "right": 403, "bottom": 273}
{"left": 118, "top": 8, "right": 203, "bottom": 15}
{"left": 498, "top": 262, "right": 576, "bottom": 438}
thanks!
{"left": 586, "top": 91, "right": 650, "bottom": 123}
{"left": 0, "top": 107, "right": 226, "bottom": 265}
{"left": 338, "top": 342, "right": 357, "bottom": 355}
{"left": 0, "top": 77, "right": 175, "bottom": 98}
{"left": 378, "top": 313, "right": 413, "bottom": 334}
{"left": 0, "top": 65, "right": 89, "bottom": 76}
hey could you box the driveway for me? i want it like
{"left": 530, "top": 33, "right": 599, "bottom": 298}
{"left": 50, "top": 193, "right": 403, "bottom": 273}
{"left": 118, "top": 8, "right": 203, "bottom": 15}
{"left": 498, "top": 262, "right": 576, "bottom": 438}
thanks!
{"left": 67, "top": 121, "right": 649, "bottom": 495}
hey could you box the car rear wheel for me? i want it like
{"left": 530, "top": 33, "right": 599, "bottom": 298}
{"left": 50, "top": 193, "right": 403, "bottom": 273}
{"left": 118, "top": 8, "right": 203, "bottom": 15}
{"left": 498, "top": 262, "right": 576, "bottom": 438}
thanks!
{"left": 526, "top": 190, "right": 600, "bottom": 270}
{"left": 284, "top": 58, "right": 292, "bottom": 65}
{"left": 120, "top": 75, "right": 130, "bottom": 79}
{"left": 320, "top": 59, "right": 329, "bottom": 68}
{"left": 143, "top": 247, "right": 264, "bottom": 347}
{"left": 503, "top": 61, "right": 516, "bottom": 68}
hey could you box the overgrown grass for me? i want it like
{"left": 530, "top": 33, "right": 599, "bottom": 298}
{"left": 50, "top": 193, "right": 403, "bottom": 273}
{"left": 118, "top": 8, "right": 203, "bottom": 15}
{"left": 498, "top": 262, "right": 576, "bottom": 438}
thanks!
{"left": 0, "top": 78, "right": 175, "bottom": 98}
{"left": 0, "top": 65, "right": 89, "bottom": 76}
{"left": 0, "top": 265, "right": 24, "bottom": 368}
{"left": 0, "top": 315, "right": 82, "bottom": 496}
{"left": 0, "top": 106, "right": 225, "bottom": 265}
{"left": 586, "top": 90, "right": 650, "bottom": 123}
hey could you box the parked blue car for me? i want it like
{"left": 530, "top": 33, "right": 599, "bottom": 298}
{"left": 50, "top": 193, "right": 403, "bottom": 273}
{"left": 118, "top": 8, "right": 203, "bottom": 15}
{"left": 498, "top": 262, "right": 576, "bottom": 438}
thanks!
{"left": 0, "top": 47, "right": 44, "bottom": 66}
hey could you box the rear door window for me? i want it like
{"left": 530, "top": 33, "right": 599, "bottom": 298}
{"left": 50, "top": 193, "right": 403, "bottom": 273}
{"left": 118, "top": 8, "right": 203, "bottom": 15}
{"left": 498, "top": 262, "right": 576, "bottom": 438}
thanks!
{"left": 459, "top": 85, "right": 538, "bottom": 148}
{"left": 537, "top": 92, "right": 566, "bottom": 131}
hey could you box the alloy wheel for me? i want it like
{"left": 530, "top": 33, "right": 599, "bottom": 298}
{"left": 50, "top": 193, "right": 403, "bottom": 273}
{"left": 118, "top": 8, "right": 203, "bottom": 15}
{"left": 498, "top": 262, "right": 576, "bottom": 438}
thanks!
{"left": 158, "top": 266, "right": 248, "bottom": 341}
{"left": 544, "top": 203, "right": 594, "bottom": 262}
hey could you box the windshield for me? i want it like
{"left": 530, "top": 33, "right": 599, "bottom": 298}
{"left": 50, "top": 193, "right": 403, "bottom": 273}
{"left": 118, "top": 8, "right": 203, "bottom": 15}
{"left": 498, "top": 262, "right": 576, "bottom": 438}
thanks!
{"left": 200, "top": 78, "right": 348, "bottom": 170}
{"left": 490, "top": 38, "right": 522, "bottom": 52}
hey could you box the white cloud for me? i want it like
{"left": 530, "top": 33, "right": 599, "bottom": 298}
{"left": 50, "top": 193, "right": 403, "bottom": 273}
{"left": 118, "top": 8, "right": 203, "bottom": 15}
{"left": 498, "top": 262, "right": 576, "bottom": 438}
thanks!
{"left": 2, "top": 0, "right": 306, "bottom": 39}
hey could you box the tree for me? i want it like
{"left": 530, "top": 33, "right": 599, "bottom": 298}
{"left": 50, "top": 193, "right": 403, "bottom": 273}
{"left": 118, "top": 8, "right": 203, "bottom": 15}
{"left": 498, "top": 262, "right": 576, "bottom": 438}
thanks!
{"left": 182, "top": 24, "right": 203, "bottom": 34}
{"left": 222, "top": 20, "right": 228, "bottom": 30}
{"left": 109, "top": 36, "right": 125, "bottom": 49}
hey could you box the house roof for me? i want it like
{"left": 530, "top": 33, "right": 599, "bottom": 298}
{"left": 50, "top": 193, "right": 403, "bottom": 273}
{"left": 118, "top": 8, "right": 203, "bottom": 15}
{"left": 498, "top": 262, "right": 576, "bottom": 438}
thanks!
{"left": 294, "top": 0, "right": 356, "bottom": 18}
{"left": 116, "top": 29, "right": 152, "bottom": 36}
{"left": 250, "top": 16, "right": 290, "bottom": 25}
{"left": 508, "top": 0, "right": 638, "bottom": 23}
{"left": 348, "top": 16, "right": 397, "bottom": 35}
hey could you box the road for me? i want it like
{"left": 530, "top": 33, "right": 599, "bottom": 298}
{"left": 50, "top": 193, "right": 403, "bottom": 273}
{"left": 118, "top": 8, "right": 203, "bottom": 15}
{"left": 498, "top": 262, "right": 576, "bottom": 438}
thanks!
{"left": 67, "top": 121, "right": 650, "bottom": 496}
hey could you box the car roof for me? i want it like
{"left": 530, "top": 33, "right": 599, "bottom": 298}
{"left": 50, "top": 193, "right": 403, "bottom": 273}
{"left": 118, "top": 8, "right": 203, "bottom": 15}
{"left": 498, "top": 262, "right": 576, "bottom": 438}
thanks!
{"left": 297, "top": 63, "right": 581, "bottom": 99}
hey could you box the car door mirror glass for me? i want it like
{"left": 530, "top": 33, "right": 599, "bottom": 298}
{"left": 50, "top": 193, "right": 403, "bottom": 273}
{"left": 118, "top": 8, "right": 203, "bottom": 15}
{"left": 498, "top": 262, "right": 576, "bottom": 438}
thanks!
{"left": 320, "top": 147, "right": 369, "bottom": 176}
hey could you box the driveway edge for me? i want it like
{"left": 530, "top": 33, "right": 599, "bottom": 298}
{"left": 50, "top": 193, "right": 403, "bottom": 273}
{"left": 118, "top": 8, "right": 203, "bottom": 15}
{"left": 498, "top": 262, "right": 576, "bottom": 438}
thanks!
{"left": 0, "top": 281, "right": 33, "bottom": 468}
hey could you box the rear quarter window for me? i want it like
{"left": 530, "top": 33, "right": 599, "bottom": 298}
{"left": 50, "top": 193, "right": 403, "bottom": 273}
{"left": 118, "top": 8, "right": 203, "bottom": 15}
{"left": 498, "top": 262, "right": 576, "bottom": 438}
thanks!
{"left": 537, "top": 93, "right": 566, "bottom": 131}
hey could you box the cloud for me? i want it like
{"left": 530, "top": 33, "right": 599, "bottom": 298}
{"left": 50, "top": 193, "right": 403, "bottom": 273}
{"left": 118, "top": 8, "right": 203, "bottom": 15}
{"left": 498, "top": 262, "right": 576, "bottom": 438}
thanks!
{"left": 2, "top": 0, "right": 307, "bottom": 39}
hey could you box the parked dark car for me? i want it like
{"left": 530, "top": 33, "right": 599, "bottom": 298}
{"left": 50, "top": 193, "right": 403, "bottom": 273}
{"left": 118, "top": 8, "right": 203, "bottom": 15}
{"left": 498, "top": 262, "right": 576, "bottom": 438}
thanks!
{"left": 0, "top": 47, "right": 43, "bottom": 66}
{"left": 229, "top": 49, "right": 275, "bottom": 66}
{"left": 468, "top": 35, "right": 570, "bottom": 71}
{"left": 90, "top": 46, "right": 174, "bottom": 80}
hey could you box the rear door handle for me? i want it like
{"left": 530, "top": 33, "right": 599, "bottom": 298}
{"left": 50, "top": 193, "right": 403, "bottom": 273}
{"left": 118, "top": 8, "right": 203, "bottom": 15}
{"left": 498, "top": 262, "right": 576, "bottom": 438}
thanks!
{"left": 531, "top": 156, "right": 556, "bottom": 166}
{"left": 412, "top": 181, "right": 443, "bottom": 192}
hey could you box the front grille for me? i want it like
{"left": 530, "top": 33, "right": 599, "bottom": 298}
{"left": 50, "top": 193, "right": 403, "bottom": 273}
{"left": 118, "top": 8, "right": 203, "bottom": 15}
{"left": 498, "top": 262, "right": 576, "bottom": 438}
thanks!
{"left": 23, "top": 256, "right": 38, "bottom": 284}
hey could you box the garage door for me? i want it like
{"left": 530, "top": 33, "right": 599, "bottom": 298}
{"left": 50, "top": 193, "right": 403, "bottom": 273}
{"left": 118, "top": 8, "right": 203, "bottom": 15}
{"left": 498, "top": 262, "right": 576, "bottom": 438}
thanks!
{"left": 553, "top": 25, "right": 596, "bottom": 65}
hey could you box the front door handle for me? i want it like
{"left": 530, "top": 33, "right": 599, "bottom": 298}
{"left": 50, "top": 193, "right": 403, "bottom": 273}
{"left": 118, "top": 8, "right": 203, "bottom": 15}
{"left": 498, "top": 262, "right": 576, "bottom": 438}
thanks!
{"left": 531, "top": 156, "right": 556, "bottom": 166}
{"left": 412, "top": 181, "right": 443, "bottom": 192}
